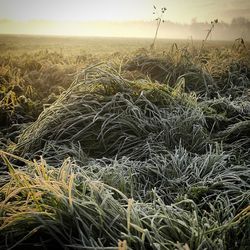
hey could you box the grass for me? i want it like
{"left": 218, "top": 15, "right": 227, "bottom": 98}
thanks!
{"left": 0, "top": 151, "right": 249, "bottom": 249}
{"left": 0, "top": 35, "right": 250, "bottom": 249}
{"left": 14, "top": 64, "right": 207, "bottom": 161}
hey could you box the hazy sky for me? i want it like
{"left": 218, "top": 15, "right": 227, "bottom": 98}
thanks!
{"left": 0, "top": 0, "right": 250, "bottom": 23}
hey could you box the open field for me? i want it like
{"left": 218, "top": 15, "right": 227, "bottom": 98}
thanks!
{"left": 0, "top": 35, "right": 250, "bottom": 249}
{"left": 0, "top": 35, "right": 238, "bottom": 55}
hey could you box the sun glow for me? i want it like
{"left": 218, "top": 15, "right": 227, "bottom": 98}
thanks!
{"left": 0, "top": 0, "right": 249, "bottom": 37}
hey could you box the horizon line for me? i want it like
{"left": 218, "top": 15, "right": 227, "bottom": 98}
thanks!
{"left": 0, "top": 17, "right": 248, "bottom": 25}
{"left": 0, "top": 33, "right": 246, "bottom": 42}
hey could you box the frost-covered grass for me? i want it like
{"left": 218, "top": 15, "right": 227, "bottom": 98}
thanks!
{"left": 0, "top": 40, "right": 250, "bottom": 249}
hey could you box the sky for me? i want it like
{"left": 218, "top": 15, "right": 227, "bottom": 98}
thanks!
{"left": 0, "top": 0, "right": 250, "bottom": 23}
{"left": 0, "top": 0, "right": 249, "bottom": 38}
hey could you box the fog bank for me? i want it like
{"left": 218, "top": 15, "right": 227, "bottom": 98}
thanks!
{"left": 0, "top": 18, "right": 249, "bottom": 41}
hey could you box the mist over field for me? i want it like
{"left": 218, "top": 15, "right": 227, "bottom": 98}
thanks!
{"left": 0, "top": 18, "right": 250, "bottom": 40}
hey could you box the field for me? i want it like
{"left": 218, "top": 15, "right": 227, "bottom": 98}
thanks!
{"left": 0, "top": 34, "right": 250, "bottom": 249}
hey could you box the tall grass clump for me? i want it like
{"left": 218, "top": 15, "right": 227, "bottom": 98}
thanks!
{"left": 14, "top": 64, "right": 209, "bottom": 161}
{"left": 125, "top": 45, "right": 250, "bottom": 98}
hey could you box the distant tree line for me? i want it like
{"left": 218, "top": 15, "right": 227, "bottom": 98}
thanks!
{"left": 189, "top": 17, "right": 250, "bottom": 40}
